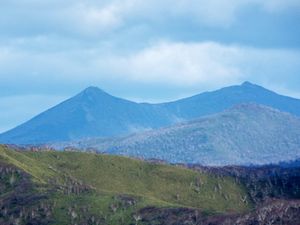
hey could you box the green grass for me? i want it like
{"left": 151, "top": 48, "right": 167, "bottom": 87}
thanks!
{"left": 0, "top": 145, "right": 251, "bottom": 224}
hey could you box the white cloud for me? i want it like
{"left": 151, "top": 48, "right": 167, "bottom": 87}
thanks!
{"left": 88, "top": 0, "right": 300, "bottom": 28}
{"left": 64, "top": 3, "right": 124, "bottom": 35}
{"left": 1, "top": 0, "right": 299, "bottom": 38}
{"left": 100, "top": 42, "right": 243, "bottom": 86}
{"left": 96, "top": 41, "right": 300, "bottom": 90}
{"left": 1, "top": 41, "right": 299, "bottom": 92}
{"left": 81, "top": 0, "right": 300, "bottom": 29}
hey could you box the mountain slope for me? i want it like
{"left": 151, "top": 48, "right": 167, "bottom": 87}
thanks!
{"left": 1, "top": 82, "right": 300, "bottom": 144}
{"left": 2, "top": 146, "right": 300, "bottom": 225}
{"left": 0, "top": 87, "right": 173, "bottom": 144}
{"left": 0, "top": 145, "right": 250, "bottom": 224}
{"left": 162, "top": 81, "right": 300, "bottom": 119}
{"left": 76, "top": 104, "right": 300, "bottom": 166}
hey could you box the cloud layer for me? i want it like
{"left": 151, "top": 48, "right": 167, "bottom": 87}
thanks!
{"left": 1, "top": 41, "right": 299, "bottom": 95}
{"left": 1, "top": 0, "right": 300, "bottom": 38}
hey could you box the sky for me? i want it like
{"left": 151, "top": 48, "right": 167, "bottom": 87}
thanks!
{"left": 0, "top": 0, "right": 300, "bottom": 132}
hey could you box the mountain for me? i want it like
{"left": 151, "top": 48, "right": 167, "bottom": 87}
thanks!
{"left": 162, "top": 81, "right": 300, "bottom": 119}
{"left": 1, "top": 81, "right": 300, "bottom": 144}
{"left": 0, "top": 87, "right": 174, "bottom": 144}
{"left": 73, "top": 103, "right": 300, "bottom": 166}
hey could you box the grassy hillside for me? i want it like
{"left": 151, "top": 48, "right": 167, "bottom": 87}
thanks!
{"left": 0, "top": 145, "right": 251, "bottom": 225}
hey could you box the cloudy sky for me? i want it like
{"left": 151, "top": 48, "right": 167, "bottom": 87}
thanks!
{"left": 0, "top": 0, "right": 300, "bottom": 132}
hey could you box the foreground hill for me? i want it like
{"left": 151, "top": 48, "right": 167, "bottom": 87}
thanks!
{"left": 73, "top": 104, "right": 300, "bottom": 166}
{"left": 1, "top": 82, "right": 300, "bottom": 144}
{"left": 1, "top": 145, "right": 300, "bottom": 225}
{"left": 0, "top": 145, "right": 250, "bottom": 225}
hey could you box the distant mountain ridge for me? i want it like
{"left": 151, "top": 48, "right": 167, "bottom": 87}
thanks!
{"left": 71, "top": 103, "right": 300, "bottom": 166}
{"left": 162, "top": 81, "right": 300, "bottom": 118}
{"left": 1, "top": 81, "right": 300, "bottom": 144}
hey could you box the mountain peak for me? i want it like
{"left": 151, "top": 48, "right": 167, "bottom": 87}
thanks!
{"left": 79, "top": 86, "right": 112, "bottom": 98}
{"left": 241, "top": 81, "right": 256, "bottom": 87}
{"left": 83, "top": 86, "right": 105, "bottom": 94}
{"left": 72, "top": 86, "right": 115, "bottom": 104}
